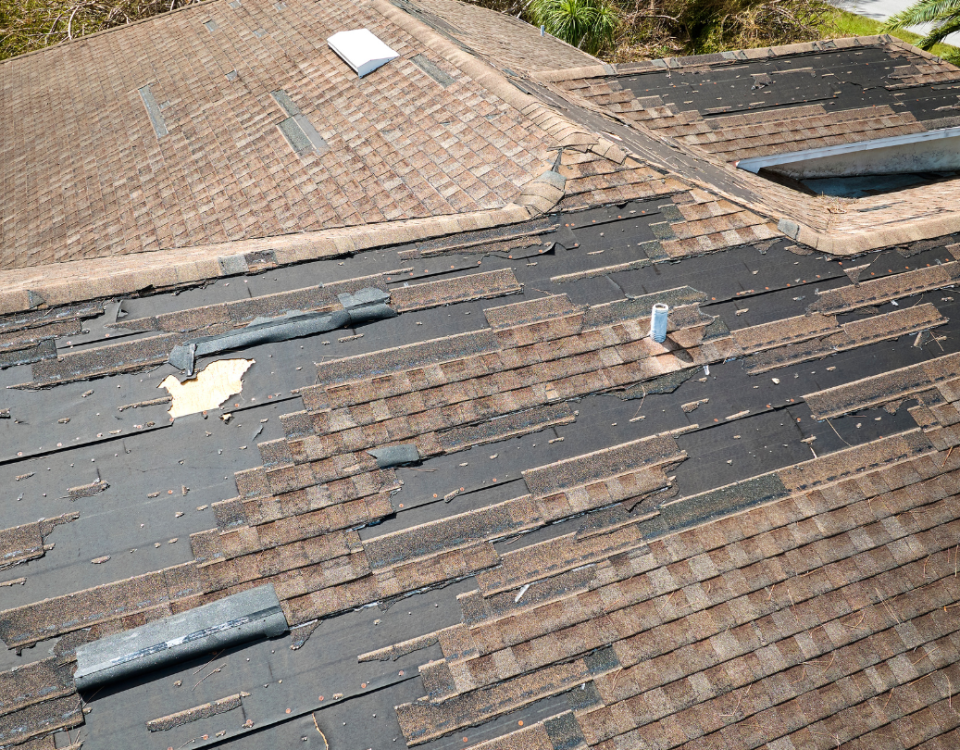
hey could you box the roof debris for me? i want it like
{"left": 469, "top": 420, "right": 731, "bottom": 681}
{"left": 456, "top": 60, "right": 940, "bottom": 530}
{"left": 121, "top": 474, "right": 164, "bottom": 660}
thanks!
{"left": 160, "top": 359, "right": 254, "bottom": 420}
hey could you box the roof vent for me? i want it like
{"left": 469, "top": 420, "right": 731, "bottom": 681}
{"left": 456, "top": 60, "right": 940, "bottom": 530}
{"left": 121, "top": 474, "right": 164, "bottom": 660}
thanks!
{"left": 327, "top": 29, "right": 399, "bottom": 77}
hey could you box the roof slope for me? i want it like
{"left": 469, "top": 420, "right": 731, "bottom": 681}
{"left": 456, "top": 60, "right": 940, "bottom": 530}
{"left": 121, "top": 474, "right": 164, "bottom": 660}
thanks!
{"left": 395, "top": 0, "right": 603, "bottom": 72}
{"left": 0, "top": 0, "right": 555, "bottom": 270}
{"left": 532, "top": 37, "right": 960, "bottom": 253}
{"left": 2, "top": 4, "right": 960, "bottom": 750}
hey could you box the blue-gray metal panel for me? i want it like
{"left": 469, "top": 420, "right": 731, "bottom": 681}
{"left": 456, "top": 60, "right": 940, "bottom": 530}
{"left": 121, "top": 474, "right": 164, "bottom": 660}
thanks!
{"left": 74, "top": 585, "right": 288, "bottom": 691}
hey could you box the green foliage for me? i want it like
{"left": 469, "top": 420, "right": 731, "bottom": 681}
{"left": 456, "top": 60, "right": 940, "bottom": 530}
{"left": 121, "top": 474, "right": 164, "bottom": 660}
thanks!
{"left": 884, "top": 0, "right": 960, "bottom": 53}
{"left": 528, "top": 0, "right": 619, "bottom": 54}
{"left": 0, "top": 0, "right": 200, "bottom": 60}
{"left": 827, "top": 7, "right": 959, "bottom": 61}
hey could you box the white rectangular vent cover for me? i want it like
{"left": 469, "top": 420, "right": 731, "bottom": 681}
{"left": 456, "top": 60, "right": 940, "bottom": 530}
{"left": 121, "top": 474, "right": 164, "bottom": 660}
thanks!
{"left": 328, "top": 29, "right": 399, "bottom": 77}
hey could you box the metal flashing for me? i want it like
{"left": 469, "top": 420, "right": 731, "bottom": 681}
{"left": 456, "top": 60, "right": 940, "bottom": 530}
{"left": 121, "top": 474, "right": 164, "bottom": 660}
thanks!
{"left": 736, "top": 125, "right": 960, "bottom": 177}
{"left": 74, "top": 585, "right": 288, "bottom": 691}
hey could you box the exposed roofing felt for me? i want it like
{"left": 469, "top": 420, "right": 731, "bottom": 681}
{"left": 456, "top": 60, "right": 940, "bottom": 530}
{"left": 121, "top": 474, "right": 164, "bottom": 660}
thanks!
{"left": 2, "top": 3, "right": 960, "bottom": 750}
{"left": 527, "top": 37, "right": 960, "bottom": 253}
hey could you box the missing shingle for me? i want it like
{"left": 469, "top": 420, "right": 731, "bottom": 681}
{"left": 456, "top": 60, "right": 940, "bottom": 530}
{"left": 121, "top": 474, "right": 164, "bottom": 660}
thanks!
{"left": 277, "top": 115, "right": 328, "bottom": 156}
{"left": 410, "top": 54, "right": 454, "bottom": 87}
{"left": 203, "top": 19, "right": 217, "bottom": 32}
{"left": 228, "top": 0, "right": 240, "bottom": 7}
{"left": 271, "top": 90, "right": 300, "bottom": 116}
{"left": 253, "top": 27, "right": 266, "bottom": 38}
{"left": 226, "top": 70, "right": 238, "bottom": 81}
{"left": 138, "top": 85, "right": 168, "bottom": 139}
{"left": 274, "top": 0, "right": 286, "bottom": 8}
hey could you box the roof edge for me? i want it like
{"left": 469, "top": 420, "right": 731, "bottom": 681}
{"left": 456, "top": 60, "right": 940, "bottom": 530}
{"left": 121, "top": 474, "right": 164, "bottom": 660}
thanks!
{"left": 528, "top": 34, "right": 950, "bottom": 83}
{"left": 0, "top": 0, "right": 220, "bottom": 67}
{"left": 783, "top": 212, "right": 960, "bottom": 255}
{"left": 0, "top": 204, "right": 535, "bottom": 316}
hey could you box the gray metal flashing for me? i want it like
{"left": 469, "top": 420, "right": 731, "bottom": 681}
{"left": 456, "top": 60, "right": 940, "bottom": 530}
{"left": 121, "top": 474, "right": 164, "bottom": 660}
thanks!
{"left": 137, "top": 85, "right": 168, "bottom": 138}
{"left": 293, "top": 114, "right": 328, "bottom": 152}
{"left": 735, "top": 125, "right": 960, "bottom": 173}
{"left": 73, "top": 585, "right": 288, "bottom": 691}
{"left": 277, "top": 112, "right": 328, "bottom": 156}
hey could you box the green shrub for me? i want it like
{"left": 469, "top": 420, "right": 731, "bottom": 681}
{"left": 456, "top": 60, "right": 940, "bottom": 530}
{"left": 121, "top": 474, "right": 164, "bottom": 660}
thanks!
{"left": 0, "top": 0, "right": 200, "bottom": 60}
{"left": 528, "top": 0, "right": 619, "bottom": 54}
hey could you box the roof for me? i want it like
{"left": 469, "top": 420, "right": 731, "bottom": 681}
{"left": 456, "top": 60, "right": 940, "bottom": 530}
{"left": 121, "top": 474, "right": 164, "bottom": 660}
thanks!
{"left": 2, "top": 3, "right": 960, "bottom": 750}
{"left": 0, "top": 0, "right": 558, "bottom": 271}
{"left": 530, "top": 37, "right": 960, "bottom": 254}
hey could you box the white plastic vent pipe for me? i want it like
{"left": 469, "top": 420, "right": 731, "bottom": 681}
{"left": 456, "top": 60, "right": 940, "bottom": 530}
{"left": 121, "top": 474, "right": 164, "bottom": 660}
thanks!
{"left": 650, "top": 303, "right": 669, "bottom": 343}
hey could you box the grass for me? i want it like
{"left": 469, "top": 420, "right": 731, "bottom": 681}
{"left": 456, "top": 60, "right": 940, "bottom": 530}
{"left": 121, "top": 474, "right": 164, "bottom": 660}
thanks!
{"left": 822, "top": 6, "right": 960, "bottom": 59}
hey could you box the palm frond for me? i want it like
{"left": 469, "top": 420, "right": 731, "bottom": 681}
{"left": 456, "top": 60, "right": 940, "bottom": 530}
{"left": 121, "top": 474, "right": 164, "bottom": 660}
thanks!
{"left": 916, "top": 12, "right": 960, "bottom": 46}
{"left": 883, "top": 0, "right": 960, "bottom": 29}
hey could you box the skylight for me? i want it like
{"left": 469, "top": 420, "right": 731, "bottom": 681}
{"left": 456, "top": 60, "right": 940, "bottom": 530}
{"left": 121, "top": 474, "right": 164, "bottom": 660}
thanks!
{"left": 327, "top": 29, "right": 399, "bottom": 77}
{"left": 737, "top": 126, "right": 960, "bottom": 198}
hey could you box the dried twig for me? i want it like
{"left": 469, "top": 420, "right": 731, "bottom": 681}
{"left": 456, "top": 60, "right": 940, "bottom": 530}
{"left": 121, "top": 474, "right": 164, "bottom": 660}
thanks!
{"left": 719, "top": 684, "right": 751, "bottom": 717}
{"left": 313, "top": 713, "right": 329, "bottom": 749}
{"left": 193, "top": 663, "right": 225, "bottom": 690}
{"left": 192, "top": 650, "right": 223, "bottom": 674}
{"left": 825, "top": 418, "right": 853, "bottom": 448}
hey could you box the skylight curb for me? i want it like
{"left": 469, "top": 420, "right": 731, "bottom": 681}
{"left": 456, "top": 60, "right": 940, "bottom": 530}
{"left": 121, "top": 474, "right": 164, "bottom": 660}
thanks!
{"left": 736, "top": 126, "right": 960, "bottom": 175}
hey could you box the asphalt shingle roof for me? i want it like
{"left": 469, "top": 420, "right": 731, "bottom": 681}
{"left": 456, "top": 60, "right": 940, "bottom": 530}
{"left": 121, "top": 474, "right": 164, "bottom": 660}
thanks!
{"left": 1, "top": 3, "right": 960, "bottom": 750}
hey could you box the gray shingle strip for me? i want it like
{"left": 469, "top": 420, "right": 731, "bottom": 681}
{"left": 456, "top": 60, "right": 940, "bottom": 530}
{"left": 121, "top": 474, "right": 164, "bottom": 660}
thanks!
{"left": 367, "top": 444, "right": 421, "bottom": 468}
{"left": 146, "top": 693, "right": 246, "bottom": 732}
{"left": 272, "top": 91, "right": 328, "bottom": 155}
{"left": 270, "top": 89, "right": 300, "bottom": 116}
{"left": 521, "top": 434, "right": 682, "bottom": 498}
{"left": 168, "top": 288, "right": 395, "bottom": 375}
{"left": 137, "top": 85, "right": 168, "bottom": 138}
{"left": 0, "top": 513, "right": 78, "bottom": 569}
{"left": 0, "top": 657, "right": 75, "bottom": 719}
{"left": 73, "top": 585, "right": 287, "bottom": 691}
{"left": 0, "top": 693, "right": 83, "bottom": 746}
{"left": 410, "top": 54, "right": 455, "bottom": 87}
{"left": 277, "top": 117, "right": 312, "bottom": 155}
{"left": 803, "top": 351, "right": 960, "bottom": 420}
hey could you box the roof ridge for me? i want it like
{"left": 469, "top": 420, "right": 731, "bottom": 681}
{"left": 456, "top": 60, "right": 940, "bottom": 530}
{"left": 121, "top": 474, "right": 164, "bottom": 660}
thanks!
{"left": 371, "top": 0, "right": 601, "bottom": 152}
{"left": 529, "top": 34, "right": 949, "bottom": 83}
{"left": 0, "top": 205, "right": 533, "bottom": 316}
